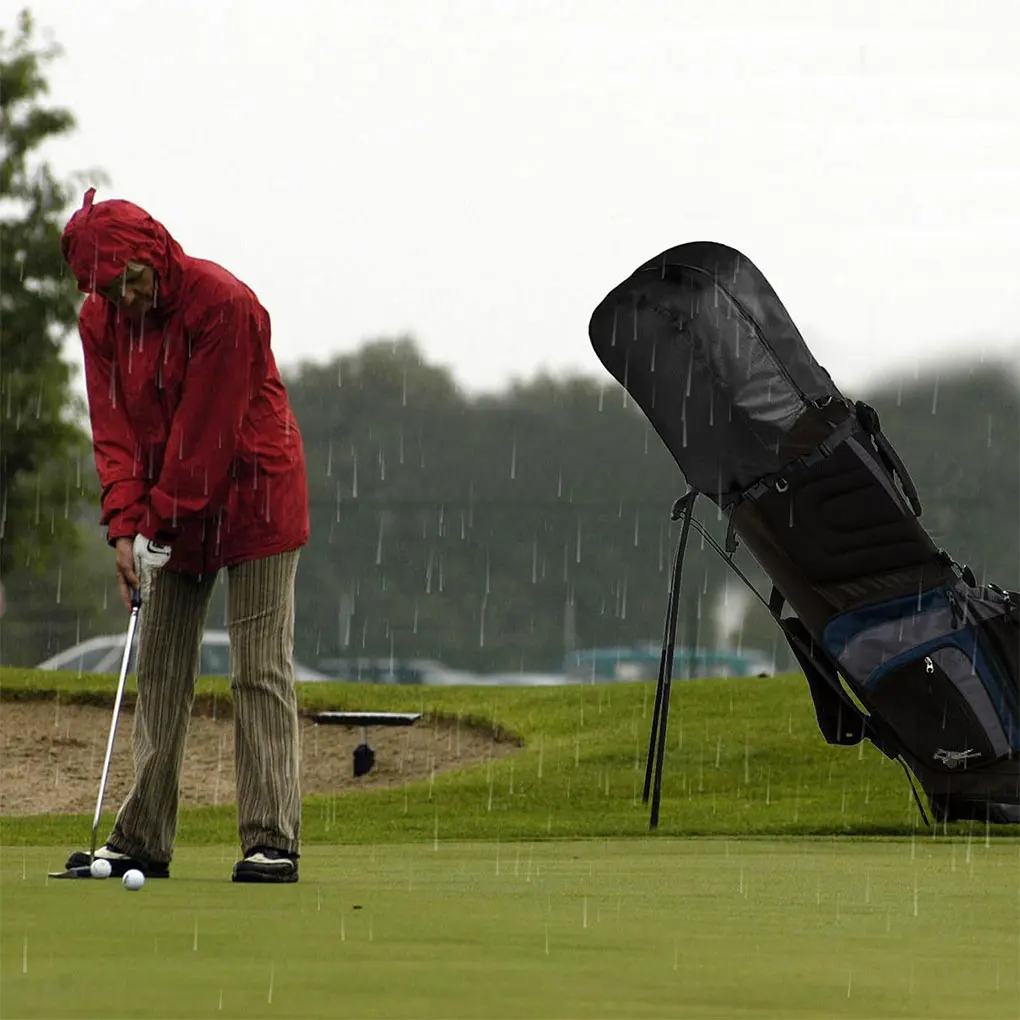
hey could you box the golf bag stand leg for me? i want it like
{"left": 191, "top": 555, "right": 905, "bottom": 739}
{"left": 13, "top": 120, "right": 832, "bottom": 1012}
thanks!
{"left": 642, "top": 490, "right": 698, "bottom": 830}
{"left": 90, "top": 588, "right": 142, "bottom": 861}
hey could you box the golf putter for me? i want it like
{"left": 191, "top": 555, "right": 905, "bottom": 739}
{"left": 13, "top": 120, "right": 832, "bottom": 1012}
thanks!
{"left": 50, "top": 587, "right": 142, "bottom": 879}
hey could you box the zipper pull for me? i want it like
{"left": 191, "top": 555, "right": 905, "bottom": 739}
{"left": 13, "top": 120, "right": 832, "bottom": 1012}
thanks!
{"left": 945, "top": 588, "right": 962, "bottom": 628}
{"left": 925, "top": 656, "right": 935, "bottom": 674}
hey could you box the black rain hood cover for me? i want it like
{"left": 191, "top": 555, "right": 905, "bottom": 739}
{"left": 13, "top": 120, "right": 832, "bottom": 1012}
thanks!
{"left": 588, "top": 241, "right": 848, "bottom": 506}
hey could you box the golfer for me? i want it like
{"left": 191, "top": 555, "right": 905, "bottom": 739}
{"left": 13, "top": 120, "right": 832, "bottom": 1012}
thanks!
{"left": 59, "top": 189, "right": 310, "bottom": 883}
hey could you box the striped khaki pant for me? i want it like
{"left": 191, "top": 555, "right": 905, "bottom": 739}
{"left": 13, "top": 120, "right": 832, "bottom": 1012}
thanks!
{"left": 109, "top": 550, "right": 302, "bottom": 866}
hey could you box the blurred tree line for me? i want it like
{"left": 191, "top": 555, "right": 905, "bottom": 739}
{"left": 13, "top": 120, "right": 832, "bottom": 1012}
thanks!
{"left": 2, "top": 9, "right": 1018, "bottom": 672}
{"left": 6, "top": 327, "right": 1017, "bottom": 671}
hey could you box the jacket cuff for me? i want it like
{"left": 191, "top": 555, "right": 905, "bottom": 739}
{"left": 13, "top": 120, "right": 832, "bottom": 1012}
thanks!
{"left": 137, "top": 499, "right": 179, "bottom": 545}
{"left": 105, "top": 500, "right": 178, "bottom": 546}
{"left": 104, "top": 507, "right": 143, "bottom": 546}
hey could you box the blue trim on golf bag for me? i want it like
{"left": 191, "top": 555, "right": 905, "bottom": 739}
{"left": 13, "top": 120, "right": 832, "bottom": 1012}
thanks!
{"left": 822, "top": 585, "right": 1020, "bottom": 754}
{"left": 822, "top": 587, "right": 947, "bottom": 654}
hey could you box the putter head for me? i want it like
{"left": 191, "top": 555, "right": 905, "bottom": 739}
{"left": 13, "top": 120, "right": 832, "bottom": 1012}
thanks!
{"left": 48, "top": 865, "right": 94, "bottom": 879}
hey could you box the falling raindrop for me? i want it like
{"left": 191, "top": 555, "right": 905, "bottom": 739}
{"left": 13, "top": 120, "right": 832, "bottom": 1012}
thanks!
{"left": 510, "top": 438, "right": 517, "bottom": 480}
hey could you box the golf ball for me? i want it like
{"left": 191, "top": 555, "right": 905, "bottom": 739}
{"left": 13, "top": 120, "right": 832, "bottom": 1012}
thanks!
{"left": 89, "top": 858, "right": 112, "bottom": 879}
{"left": 122, "top": 869, "right": 145, "bottom": 891}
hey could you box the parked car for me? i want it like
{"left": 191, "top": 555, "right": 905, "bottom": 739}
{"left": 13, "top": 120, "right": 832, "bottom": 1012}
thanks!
{"left": 35, "top": 629, "right": 331, "bottom": 682}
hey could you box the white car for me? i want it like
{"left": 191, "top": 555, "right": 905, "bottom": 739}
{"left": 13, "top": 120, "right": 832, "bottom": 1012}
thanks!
{"left": 35, "top": 629, "right": 331, "bottom": 682}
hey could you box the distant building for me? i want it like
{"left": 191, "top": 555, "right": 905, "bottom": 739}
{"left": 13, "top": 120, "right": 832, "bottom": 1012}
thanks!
{"left": 563, "top": 643, "right": 774, "bottom": 683}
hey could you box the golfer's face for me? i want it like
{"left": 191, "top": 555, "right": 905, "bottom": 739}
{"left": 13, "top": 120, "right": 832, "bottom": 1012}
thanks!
{"left": 101, "top": 265, "right": 155, "bottom": 318}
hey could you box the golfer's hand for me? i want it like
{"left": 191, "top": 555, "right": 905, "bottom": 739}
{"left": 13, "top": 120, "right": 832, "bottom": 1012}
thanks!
{"left": 114, "top": 538, "right": 140, "bottom": 610}
{"left": 132, "top": 534, "right": 171, "bottom": 605}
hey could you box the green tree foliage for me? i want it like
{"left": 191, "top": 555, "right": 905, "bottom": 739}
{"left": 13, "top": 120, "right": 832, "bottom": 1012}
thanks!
{"left": 279, "top": 340, "right": 1019, "bottom": 677}
{"left": 1, "top": 9, "right": 102, "bottom": 573}
{"left": 282, "top": 338, "right": 785, "bottom": 674}
{"left": 0, "top": 8, "right": 117, "bottom": 664}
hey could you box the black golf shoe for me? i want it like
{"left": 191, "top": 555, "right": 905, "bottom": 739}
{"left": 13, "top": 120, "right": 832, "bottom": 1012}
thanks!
{"left": 232, "top": 846, "right": 299, "bottom": 884}
{"left": 64, "top": 844, "right": 170, "bottom": 879}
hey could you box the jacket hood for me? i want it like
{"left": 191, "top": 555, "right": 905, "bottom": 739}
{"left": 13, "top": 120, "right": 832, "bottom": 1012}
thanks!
{"left": 61, "top": 188, "right": 186, "bottom": 303}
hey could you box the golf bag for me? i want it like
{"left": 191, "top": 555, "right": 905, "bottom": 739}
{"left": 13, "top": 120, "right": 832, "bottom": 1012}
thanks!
{"left": 588, "top": 241, "right": 1020, "bottom": 828}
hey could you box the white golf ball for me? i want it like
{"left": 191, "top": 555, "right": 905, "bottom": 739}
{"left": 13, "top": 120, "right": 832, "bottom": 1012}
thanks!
{"left": 89, "top": 858, "right": 112, "bottom": 879}
{"left": 122, "top": 868, "right": 145, "bottom": 891}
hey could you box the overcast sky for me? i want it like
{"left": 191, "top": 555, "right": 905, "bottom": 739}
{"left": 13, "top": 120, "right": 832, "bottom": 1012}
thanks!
{"left": 29, "top": 0, "right": 1020, "bottom": 398}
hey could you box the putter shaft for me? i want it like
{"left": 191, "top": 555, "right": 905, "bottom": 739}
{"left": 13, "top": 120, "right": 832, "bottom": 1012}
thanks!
{"left": 89, "top": 590, "right": 141, "bottom": 861}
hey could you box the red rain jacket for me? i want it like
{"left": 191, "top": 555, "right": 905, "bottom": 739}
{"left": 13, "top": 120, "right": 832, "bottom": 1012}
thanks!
{"left": 61, "top": 189, "right": 309, "bottom": 576}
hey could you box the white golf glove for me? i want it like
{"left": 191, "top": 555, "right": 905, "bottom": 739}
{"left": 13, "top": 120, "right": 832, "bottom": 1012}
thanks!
{"left": 132, "top": 534, "right": 171, "bottom": 603}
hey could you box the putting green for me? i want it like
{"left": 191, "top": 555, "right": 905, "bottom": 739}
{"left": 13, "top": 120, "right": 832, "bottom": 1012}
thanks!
{"left": 2, "top": 837, "right": 1018, "bottom": 1019}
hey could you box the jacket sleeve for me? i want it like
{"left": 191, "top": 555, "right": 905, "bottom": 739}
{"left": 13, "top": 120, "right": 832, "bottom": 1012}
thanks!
{"left": 79, "top": 300, "right": 149, "bottom": 543}
{"left": 140, "top": 293, "right": 268, "bottom": 539}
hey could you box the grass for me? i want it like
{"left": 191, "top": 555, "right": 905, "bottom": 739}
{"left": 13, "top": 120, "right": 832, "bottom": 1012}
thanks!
{"left": 2, "top": 840, "right": 1019, "bottom": 1019}
{"left": 3, "top": 666, "right": 1019, "bottom": 1019}
{"left": 0, "top": 666, "right": 1006, "bottom": 846}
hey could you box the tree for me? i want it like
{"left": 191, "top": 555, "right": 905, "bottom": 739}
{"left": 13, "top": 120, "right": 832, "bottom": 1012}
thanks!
{"left": 1, "top": 8, "right": 105, "bottom": 577}
{"left": 0, "top": 9, "right": 119, "bottom": 665}
{"left": 281, "top": 337, "right": 747, "bottom": 674}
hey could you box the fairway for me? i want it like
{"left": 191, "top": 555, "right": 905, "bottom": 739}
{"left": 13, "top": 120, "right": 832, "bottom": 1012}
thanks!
{"left": 3, "top": 837, "right": 1018, "bottom": 1019}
